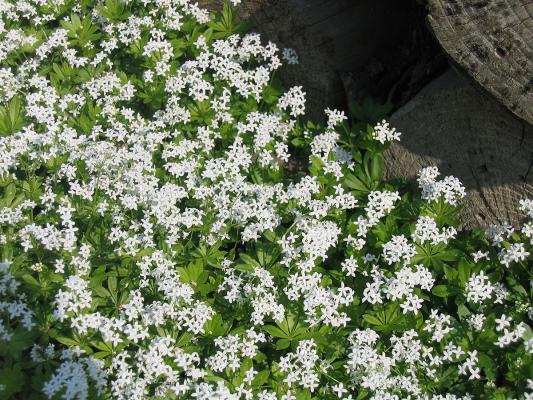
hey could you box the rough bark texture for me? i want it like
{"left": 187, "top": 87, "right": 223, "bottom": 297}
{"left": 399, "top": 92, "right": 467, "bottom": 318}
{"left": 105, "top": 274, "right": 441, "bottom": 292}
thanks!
{"left": 384, "top": 68, "right": 533, "bottom": 229}
{"left": 427, "top": 0, "right": 533, "bottom": 124}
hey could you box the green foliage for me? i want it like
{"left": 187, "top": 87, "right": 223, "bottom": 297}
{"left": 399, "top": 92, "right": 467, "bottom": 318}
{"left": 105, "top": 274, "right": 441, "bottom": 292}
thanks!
{"left": 0, "top": 1, "right": 531, "bottom": 399}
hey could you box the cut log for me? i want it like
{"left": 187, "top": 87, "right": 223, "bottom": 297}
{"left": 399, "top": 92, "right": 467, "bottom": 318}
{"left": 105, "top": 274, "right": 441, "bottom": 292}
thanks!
{"left": 427, "top": 0, "right": 533, "bottom": 124}
{"left": 384, "top": 68, "right": 533, "bottom": 229}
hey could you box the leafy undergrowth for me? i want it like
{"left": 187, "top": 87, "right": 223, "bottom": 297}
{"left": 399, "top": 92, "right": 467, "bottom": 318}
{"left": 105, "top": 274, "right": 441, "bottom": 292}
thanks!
{"left": 0, "top": 1, "right": 531, "bottom": 399}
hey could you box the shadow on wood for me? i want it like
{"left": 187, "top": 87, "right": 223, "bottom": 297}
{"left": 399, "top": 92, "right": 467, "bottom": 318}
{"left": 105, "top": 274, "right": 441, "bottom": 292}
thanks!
{"left": 201, "top": 0, "right": 444, "bottom": 120}
{"left": 385, "top": 68, "right": 533, "bottom": 229}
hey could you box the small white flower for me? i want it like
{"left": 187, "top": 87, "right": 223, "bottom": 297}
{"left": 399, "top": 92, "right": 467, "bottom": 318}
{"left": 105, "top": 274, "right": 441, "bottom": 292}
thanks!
{"left": 282, "top": 48, "right": 299, "bottom": 65}
{"left": 372, "top": 120, "right": 401, "bottom": 144}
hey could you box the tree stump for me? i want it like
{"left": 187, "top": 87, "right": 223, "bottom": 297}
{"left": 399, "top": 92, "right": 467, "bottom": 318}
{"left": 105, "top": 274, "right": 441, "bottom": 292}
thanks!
{"left": 384, "top": 68, "right": 533, "bottom": 229}
{"left": 427, "top": 0, "right": 533, "bottom": 124}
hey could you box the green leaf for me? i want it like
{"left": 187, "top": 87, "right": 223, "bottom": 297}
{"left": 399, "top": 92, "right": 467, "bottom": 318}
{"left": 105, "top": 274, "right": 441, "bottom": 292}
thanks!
{"left": 262, "top": 229, "right": 277, "bottom": 242}
{"left": 252, "top": 369, "right": 270, "bottom": 386}
{"left": 238, "top": 253, "right": 261, "bottom": 269}
{"left": 478, "top": 352, "right": 496, "bottom": 380}
{"left": 456, "top": 304, "right": 470, "bottom": 321}
{"left": 55, "top": 336, "right": 80, "bottom": 346}
{"left": 274, "top": 338, "right": 291, "bottom": 350}
{"left": 202, "top": 314, "right": 228, "bottom": 337}
{"left": 363, "top": 151, "right": 384, "bottom": 182}
{"left": 108, "top": 276, "right": 117, "bottom": 293}
{"left": 457, "top": 259, "right": 471, "bottom": 286}
{"left": 263, "top": 325, "right": 289, "bottom": 339}
{"left": 344, "top": 172, "right": 370, "bottom": 193}
{"left": 363, "top": 313, "right": 383, "bottom": 326}
{"left": 431, "top": 285, "right": 452, "bottom": 298}
{"left": 0, "top": 97, "right": 25, "bottom": 136}
{"left": 21, "top": 274, "right": 40, "bottom": 287}
{"left": 93, "top": 286, "right": 110, "bottom": 298}
{"left": 0, "top": 328, "right": 34, "bottom": 359}
{"left": 295, "top": 389, "right": 312, "bottom": 400}
{"left": 308, "top": 155, "right": 324, "bottom": 177}
{"left": 96, "top": 0, "right": 129, "bottom": 21}
{"left": 0, "top": 364, "right": 24, "bottom": 399}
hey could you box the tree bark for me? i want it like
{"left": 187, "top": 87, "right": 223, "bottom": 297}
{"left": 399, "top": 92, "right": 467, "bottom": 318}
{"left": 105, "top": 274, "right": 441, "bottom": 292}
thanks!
{"left": 427, "top": 0, "right": 533, "bottom": 124}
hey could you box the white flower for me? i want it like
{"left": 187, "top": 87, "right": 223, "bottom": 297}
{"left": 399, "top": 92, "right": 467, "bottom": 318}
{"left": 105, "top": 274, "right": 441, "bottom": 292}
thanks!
{"left": 471, "top": 250, "right": 489, "bottom": 262}
{"left": 519, "top": 198, "right": 533, "bottom": 218}
{"left": 400, "top": 293, "right": 423, "bottom": 314}
{"left": 499, "top": 242, "right": 530, "bottom": 267}
{"left": 382, "top": 234, "right": 417, "bottom": 265}
{"left": 458, "top": 350, "right": 481, "bottom": 380}
{"left": 372, "top": 120, "right": 401, "bottom": 144}
{"left": 278, "top": 86, "right": 306, "bottom": 117}
{"left": 282, "top": 48, "right": 299, "bottom": 65}
{"left": 467, "top": 313, "right": 486, "bottom": 331}
{"left": 331, "top": 383, "right": 347, "bottom": 397}
{"left": 465, "top": 271, "right": 494, "bottom": 304}
{"left": 417, "top": 166, "right": 465, "bottom": 206}
{"left": 341, "top": 256, "right": 358, "bottom": 277}
{"left": 495, "top": 314, "right": 512, "bottom": 332}
{"left": 412, "top": 216, "right": 456, "bottom": 245}
{"left": 424, "top": 309, "right": 453, "bottom": 341}
{"left": 279, "top": 340, "right": 320, "bottom": 392}
{"left": 485, "top": 223, "right": 514, "bottom": 247}
{"left": 325, "top": 108, "right": 347, "bottom": 129}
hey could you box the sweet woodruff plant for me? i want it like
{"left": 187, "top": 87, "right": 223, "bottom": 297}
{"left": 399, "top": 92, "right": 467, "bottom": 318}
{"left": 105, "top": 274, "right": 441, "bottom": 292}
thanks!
{"left": 0, "top": 0, "right": 532, "bottom": 399}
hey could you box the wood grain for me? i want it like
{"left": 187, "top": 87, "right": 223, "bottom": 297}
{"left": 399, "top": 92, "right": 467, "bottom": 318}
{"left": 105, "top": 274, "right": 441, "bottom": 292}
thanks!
{"left": 384, "top": 69, "right": 533, "bottom": 229}
{"left": 427, "top": 0, "right": 533, "bottom": 124}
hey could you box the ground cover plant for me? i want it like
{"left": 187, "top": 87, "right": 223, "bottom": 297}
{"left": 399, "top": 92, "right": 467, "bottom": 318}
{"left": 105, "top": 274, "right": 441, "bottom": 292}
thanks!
{"left": 0, "top": 0, "right": 532, "bottom": 399}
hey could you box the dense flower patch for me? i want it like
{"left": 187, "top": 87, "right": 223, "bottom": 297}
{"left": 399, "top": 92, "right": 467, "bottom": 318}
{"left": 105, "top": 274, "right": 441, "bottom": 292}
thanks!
{"left": 0, "top": 0, "right": 532, "bottom": 399}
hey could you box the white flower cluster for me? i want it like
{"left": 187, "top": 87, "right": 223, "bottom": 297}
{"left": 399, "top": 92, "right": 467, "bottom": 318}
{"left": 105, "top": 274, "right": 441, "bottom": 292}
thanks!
{"left": 219, "top": 266, "right": 285, "bottom": 325}
{"left": 278, "top": 86, "right": 306, "bottom": 118}
{"left": 417, "top": 166, "right": 466, "bottom": 206}
{"left": 0, "top": 260, "right": 34, "bottom": 341}
{"left": 372, "top": 120, "right": 401, "bottom": 144}
{"left": 1, "top": 0, "right": 532, "bottom": 398}
{"left": 386, "top": 264, "right": 434, "bottom": 314}
{"left": 499, "top": 242, "right": 530, "bottom": 267}
{"left": 281, "top": 48, "right": 299, "bottom": 65}
{"left": 345, "top": 327, "right": 485, "bottom": 398}
{"left": 42, "top": 348, "right": 107, "bottom": 400}
{"left": 423, "top": 309, "right": 453, "bottom": 342}
{"left": 207, "top": 329, "right": 265, "bottom": 372}
{"left": 382, "top": 234, "right": 417, "bottom": 265}
{"left": 412, "top": 216, "right": 457, "bottom": 245}
{"left": 352, "top": 190, "right": 401, "bottom": 250}
{"left": 485, "top": 222, "right": 514, "bottom": 247}
{"left": 465, "top": 271, "right": 494, "bottom": 304}
{"left": 519, "top": 199, "right": 533, "bottom": 219}
{"left": 279, "top": 340, "right": 320, "bottom": 392}
{"left": 494, "top": 314, "right": 527, "bottom": 348}
{"left": 362, "top": 264, "right": 434, "bottom": 314}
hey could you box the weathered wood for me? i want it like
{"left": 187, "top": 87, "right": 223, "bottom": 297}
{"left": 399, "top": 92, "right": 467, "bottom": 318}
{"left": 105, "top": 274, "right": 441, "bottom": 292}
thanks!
{"left": 384, "top": 68, "right": 533, "bottom": 229}
{"left": 427, "top": 0, "right": 533, "bottom": 124}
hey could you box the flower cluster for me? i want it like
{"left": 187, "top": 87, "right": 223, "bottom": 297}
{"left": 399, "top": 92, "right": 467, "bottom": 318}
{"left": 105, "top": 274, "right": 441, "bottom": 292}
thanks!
{"left": 0, "top": 1, "right": 531, "bottom": 400}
